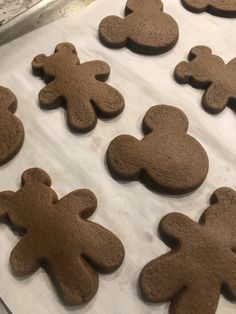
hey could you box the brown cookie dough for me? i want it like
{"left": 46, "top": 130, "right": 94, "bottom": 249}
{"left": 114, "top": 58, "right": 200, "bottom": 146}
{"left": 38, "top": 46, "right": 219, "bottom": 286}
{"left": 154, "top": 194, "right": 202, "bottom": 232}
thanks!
{"left": 0, "top": 86, "right": 24, "bottom": 166}
{"left": 99, "top": 0, "right": 179, "bottom": 55}
{"left": 0, "top": 168, "right": 125, "bottom": 305}
{"left": 106, "top": 105, "right": 209, "bottom": 194}
{"left": 140, "top": 187, "right": 236, "bottom": 314}
{"left": 175, "top": 46, "right": 236, "bottom": 114}
{"left": 181, "top": 0, "right": 236, "bottom": 17}
{"left": 32, "top": 42, "right": 125, "bottom": 132}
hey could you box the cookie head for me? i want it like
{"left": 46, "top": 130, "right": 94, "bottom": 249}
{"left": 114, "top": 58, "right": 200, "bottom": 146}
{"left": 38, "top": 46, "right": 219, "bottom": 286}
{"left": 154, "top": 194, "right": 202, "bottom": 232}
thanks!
{"left": 7, "top": 168, "right": 57, "bottom": 231}
{"left": 107, "top": 105, "right": 208, "bottom": 194}
{"left": 99, "top": 0, "right": 179, "bottom": 55}
{"left": 32, "top": 43, "right": 79, "bottom": 82}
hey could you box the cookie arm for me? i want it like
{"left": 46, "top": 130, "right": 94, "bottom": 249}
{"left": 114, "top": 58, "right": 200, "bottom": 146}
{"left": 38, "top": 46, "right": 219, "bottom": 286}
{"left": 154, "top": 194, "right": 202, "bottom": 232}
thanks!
{"left": 140, "top": 252, "right": 183, "bottom": 302}
{"left": 10, "top": 236, "right": 41, "bottom": 276}
{"left": 56, "top": 189, "right": 97, "bottom": 218}
{"left": 47, "top": 255, "right": 98, "bottom": 305}
{"left": 66, "top": 96, "right": 97, "bottom": 132}
{"left": 202, "top": 84, "right": 229, "bottom": 114}
{"left": 159, "top": 213, "right": 197, "bottom": 244}
{"left": 91, "top": 81, "right": 125, "bottom": 118}
{"left": 82, "top": 223, "right": 124, "bottom": 273}
{"left": 79, "top": 61, "right": 124, "bottom": 117}
{"left": 38, "top": 81, "right": 62, "bottom": 109}
{"left": 81, "top": 61, "right": 110, "bottom": 82}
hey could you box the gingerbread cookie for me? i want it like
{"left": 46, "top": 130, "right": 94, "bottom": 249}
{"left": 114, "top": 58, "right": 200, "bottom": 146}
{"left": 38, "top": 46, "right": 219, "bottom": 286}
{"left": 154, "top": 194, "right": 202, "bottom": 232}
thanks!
{"left": 140, "top": 187, "right": 236, "bottom": 314}
{"left": 0, "top": 86, "right": 24, "bottom": 166}
{"left": 107, "top": 105, "right": 208, "bottom": 194}
{"left": 181, "top": 0, "right": 236, "bottom": 17}
{"left": 99, "top": 0, "right": 179, "bottom": 55}
{"left": 0, "top": 168, "right": 125, "bottom": 305}
{"left": 32, "top": 43, "right": 125, "bottom": 132}
{"left": 175, "top": 46, "right": 236, "bottom": 114}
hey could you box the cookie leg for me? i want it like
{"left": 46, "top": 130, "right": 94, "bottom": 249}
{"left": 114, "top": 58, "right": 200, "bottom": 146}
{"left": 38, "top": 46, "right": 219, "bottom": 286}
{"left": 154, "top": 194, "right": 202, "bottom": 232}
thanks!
{"left": 10, "top": 236, "right": 40, "bottom": 276}
{"left": 82, "top": 223, "right": 124, "bottom": 273}
{"left": 140, "top": 253, "right": 183, "bottom": 302}
{"left": 47, "top": 256, "right": 98, "bottom": 305}
{"left": 170, "top": 283, "right": 220, "bottom": 314}
{"left": 91, "top": 82, "right": 125, "bottom": 118}
{"left": 81, "top": 61, "right": 110, "bottom": 82}
{"left": 66, "top": 98, "right": 97, "bottom": 132}
{"left": 202, "top": 84, "right": 228, "bottom": 113}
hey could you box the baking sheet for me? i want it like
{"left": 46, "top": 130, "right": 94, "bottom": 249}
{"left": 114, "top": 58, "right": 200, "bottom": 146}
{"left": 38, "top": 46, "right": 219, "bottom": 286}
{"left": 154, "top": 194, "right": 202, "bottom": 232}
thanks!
{"left": 0, "top": 0, "right": 236, "bottom": 313}
{"left": 0, "top": 0, "right": 42, "bottom": 25}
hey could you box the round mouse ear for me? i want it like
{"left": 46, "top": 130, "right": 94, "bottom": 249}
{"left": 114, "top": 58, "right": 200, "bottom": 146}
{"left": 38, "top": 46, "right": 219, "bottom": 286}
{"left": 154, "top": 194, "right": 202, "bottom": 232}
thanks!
{"left": 211, "top": 188, "right": 236, "bottom": 206}
{"left": 99, "top": 16, "right": 127, "bottom": 48}
{"left": 21, "top": 168, "right": 51, "bottom": 186}
{"left": 126, "top": 0, "right": 163, "bottom": 14}
{"left": 142, "top": 105, "right": 189, "bottom": 135}
{"left": 0, "top": 86, "right": 17, "bottom": 113}
{"left": 55, "top": 42, "right": 77, "bottom": 54}
{"left": 107, "top": 135, "right": 141, "bottom": 180}
{"left": 182, "top": 0, "right": 208, "bottom": 12}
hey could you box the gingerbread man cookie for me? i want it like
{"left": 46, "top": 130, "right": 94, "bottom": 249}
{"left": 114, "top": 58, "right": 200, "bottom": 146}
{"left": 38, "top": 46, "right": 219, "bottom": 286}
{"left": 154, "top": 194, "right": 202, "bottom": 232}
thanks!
{"left": 0, "top": 168, "right": 125, "bottom": 305}
{"left": 107, "top": 105, "right": 209, "bottom": 194}
{"left": 99, "top": 0, "right": 179, "bottom": 55}
{"left": 140, "top": 187, "right": 236, "bottom": 314}
{"left": 0, "top": 86, "right": 24, "bottom": 166}
{"left": 32, "top": 43, "right": 125, "bottom": 132}
{"left": 175, "top": 46, "right": 236, "bottom": 114}
{"left": 181, "top": 0, "right": 236, "bottom": 17}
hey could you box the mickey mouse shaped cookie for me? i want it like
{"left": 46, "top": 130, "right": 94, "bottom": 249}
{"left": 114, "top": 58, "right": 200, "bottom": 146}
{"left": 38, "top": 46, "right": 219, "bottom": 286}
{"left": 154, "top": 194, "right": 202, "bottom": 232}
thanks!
{"left": 181, "top": 0, "right": 236, "bottom": 17}
{"left": 0, "top": 86, "right": 24, "bottom": 166}
{"left": 140, "top": 187, "right": 236, "bottom": 314}
{"left": 107, "top": 105, "right": 208, "bottom": 194}
{"left": 0, "top": 168, "right": 125, "bottom": 305}
{"left": 32, "top": 43, "right": 125, "bottom": 132}
{"left": 99, "top": 0, "right": 179, "bottom": 55}
{"left": 175, "top": 46, "right": 236, "bottom": 114}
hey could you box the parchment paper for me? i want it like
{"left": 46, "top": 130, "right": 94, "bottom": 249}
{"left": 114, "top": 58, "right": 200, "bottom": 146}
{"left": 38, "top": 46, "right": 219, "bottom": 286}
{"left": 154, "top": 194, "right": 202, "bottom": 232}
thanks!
{"left": 0, "top": 0, "right": 236, "bottom": 313}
